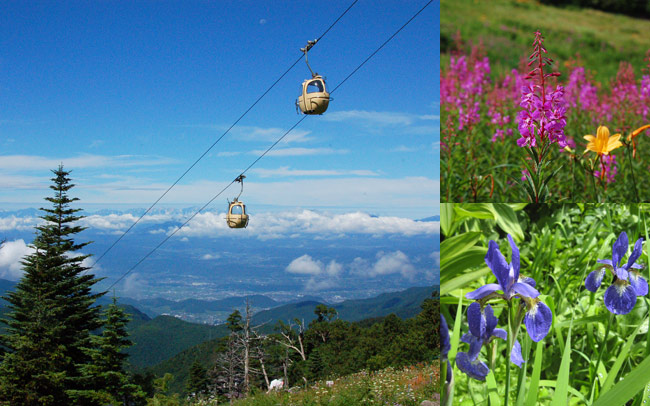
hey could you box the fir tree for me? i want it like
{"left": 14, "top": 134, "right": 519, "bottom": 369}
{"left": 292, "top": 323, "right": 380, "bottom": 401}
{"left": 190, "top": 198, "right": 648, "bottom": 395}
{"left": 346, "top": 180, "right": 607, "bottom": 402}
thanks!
{"left": 0, "top": 166, "right": 105, "bottom": 405}
{"left": 71, "top": 297, "right": 146, "bottom": 405}
{"left": 186, "top": 360, "right": 209, "bottom": 397}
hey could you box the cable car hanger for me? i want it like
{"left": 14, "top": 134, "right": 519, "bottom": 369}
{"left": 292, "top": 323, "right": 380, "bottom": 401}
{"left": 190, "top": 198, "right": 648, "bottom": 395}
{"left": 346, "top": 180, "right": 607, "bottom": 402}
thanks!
{"left": 226, "top": 174, "right": 249, "bottom": 229}
{"left": 296, "top": 39, "right": 331, "bottom": 115}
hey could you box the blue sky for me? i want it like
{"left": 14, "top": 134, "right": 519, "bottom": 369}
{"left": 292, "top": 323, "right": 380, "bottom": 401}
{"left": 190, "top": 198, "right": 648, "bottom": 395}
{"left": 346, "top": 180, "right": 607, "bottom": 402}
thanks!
{"left": 0, "top": 1, "right": 439, "bottom": 219}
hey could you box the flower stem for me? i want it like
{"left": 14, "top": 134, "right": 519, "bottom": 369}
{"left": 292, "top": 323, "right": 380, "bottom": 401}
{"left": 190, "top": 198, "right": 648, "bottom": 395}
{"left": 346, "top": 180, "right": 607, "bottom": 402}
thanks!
{"left": 626, "top": 144, "right": 640, "bottom": 201}
{"left": 590, "top": 312, "right": 614, "bottom": 402}
{"left": 505, "top": 300, "right": 513, "bottom": 406}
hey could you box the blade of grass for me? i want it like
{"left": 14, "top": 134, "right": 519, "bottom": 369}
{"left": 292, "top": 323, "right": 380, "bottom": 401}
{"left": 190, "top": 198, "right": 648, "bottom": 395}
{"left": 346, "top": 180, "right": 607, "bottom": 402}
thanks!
{"left": 551, "top": 323, "right": 572, "bottom": 406}
{"left": 592, "top": 354, "right": 650, "bottom": 406}
{"left": 486, "top": 370, "right": 502, "bottom": 406}
{"left": 600, "top": 319, "right": 645, "bottom": 394}
{"left": 523, "top": 339, "right": 544, "bottom": 406}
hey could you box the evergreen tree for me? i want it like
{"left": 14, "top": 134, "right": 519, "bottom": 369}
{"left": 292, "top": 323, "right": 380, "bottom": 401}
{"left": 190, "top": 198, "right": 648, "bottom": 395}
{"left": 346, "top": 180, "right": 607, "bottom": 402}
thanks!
{"left": 186, "top": 360, "right": 209, "bottom": 397}
{"left": 0, "top": 166, "right": 104, "bottom": 405}
{"left": 71, "top": 297, "right": 146, "bottom": 405}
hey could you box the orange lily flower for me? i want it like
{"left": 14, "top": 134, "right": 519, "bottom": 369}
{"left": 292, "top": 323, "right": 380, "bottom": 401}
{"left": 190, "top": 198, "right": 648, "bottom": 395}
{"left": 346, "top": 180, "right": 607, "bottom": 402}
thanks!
{"left": 626, "top": 124, "right": 650, "bottom": 158}
{"left": 584, "top": 126, "right": 622, "bottom": 156}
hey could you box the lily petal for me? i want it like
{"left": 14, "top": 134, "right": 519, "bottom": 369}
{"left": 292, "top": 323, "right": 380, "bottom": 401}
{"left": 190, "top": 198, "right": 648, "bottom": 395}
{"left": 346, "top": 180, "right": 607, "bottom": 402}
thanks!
{"left": 585, "top": 268, "right": 606, "bottom": 292}
{"left": 604, "top": 133, "right": 622, "bottom": 154}
{"left": 524, "top": 301, "right": 552, "bottom": 342}
{"left": 604, "top": 281, "right": 637, "bottom": 315}
{"left": 466, "top": 283, "right": 502, "bottom": 300}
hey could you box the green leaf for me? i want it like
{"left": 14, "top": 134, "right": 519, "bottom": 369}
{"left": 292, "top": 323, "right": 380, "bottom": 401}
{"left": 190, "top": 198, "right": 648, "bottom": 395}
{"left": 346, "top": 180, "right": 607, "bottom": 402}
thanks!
{"left": 486, "top": 370, "right": 502, "bottom": 406}
{"left": 454, "top": 204, "right": 495, "bottom": 220}
{"left": 524, "top": 340, "right": 545, "bottom": 406}
{"left": 489, "top": 203, "right": 524, "bottom": 241}
{"left": 440, "top": 246, "right": 488, "bottom": 279}
{"left": 441, "top": 267, "right": 491, "bottom": 295}
{"left": 441, "top": 203, "right": 455, "bottom": 236}
{"left": 551, "top": 324, "right": 572, "bottom": 406}
{"left": 601, "top": 320, "right": 645, "bottom": 394}
{"left": 592, "top": 354, "right": 650, "bottom": 406}
{"left": 440, "top": 232, "right": 482, "bottom": 268}
{"left": 448, "top": 292, "right": 464, "bottom": 364}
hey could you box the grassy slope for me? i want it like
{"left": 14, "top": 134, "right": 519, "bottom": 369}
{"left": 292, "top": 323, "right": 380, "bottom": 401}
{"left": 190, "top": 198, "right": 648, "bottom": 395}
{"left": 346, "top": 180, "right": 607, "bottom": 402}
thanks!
{"left": 441, "top": 0, "right": 650, "bottom": 82}
{"left": 231, "top": 361, "right": 439, "bottom": 406}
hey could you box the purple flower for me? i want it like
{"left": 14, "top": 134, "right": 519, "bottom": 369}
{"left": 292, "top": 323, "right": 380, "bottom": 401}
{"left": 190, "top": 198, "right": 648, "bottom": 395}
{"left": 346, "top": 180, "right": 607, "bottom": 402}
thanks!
{"left": 466, "top": 235, "right": 540, "bottom": 301}
{"left": 456, "top": 303, "right": 506, "bottom": 381}
{"left": 585, "top": 232, "right": 647, "bottom": 315}
{"left": 441, "top": 314, "right": 452, "bottom": 383}
{"left": 466, "top": 235, "right": 552, "bottom": 342}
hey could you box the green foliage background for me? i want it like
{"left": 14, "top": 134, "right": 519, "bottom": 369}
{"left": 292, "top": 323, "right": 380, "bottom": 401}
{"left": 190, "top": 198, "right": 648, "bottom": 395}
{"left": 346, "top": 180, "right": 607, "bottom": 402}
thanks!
{"left": 442, "top": 203, "right": 650, "bottom": 405}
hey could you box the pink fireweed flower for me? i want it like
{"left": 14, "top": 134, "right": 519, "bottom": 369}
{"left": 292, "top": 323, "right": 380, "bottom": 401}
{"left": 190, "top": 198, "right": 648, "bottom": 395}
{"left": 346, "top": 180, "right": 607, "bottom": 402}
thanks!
{"left": 516, "top": 32, "right": 567, "bottom": 148}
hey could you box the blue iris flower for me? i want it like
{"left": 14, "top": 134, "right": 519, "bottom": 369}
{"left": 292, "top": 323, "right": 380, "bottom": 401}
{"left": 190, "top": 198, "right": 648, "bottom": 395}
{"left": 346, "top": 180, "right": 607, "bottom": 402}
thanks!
{"left": 585, "top": 232, "right": 647, "bottom": 315}
{"left": 456, "top": 303, "right": 506, "bottom": 381}
{"left": 466, "top": 234, "right": 552, "bottom": 342}
{"left": 441, "top": 314, "right": 451, "bottom": 383}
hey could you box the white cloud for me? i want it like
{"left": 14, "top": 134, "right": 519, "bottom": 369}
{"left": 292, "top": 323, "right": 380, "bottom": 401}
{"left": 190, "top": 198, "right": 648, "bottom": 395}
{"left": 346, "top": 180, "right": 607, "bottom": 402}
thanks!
{"left": 390, "top": 145, "right": 419, "bottom": 153}
{"left": 371, "top": 251, "right": 416, "bottom": 279}
{"left": 259, "top": 18, "right": 267, "bottom": 25}
{"left": 175, "top": 210, "right": 439, "bottom": 239}
{"left": 0, "top": 239, "right": 34, "bottom": 280}
{"left": 201, "top": 253, "right": 221, "bottom": 260}
{"left": 0, "top": 154, "right": 177, "bottom": 172}
{"left": 286, "top": 254, "right": 323, "bottom": 275}
{"left": 121, "top": 272, "right": 146, "bottom": 296}
{"left": 0, "top": 215, "right": 41, "bottom": 231}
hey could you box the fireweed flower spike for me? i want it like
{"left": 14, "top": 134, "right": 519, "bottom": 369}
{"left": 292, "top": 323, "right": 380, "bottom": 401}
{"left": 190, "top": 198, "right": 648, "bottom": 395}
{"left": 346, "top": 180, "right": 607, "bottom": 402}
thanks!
{"left": 585, "top": 232, "right": 647, "bottom": 315}
{"left": 466, "top": 235, "right": 552, "bottom": 342}
{"left": 456, "top": 303, "right": 506, "bottom": 381}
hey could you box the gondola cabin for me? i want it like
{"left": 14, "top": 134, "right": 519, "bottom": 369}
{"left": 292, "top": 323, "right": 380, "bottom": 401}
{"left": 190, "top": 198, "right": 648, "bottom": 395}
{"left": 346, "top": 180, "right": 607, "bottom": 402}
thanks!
{"left": 297, "top": 75, "right": 330, "bottom": 115}
{"left": 226, "top": 198, "right": 249, "bottom": 229}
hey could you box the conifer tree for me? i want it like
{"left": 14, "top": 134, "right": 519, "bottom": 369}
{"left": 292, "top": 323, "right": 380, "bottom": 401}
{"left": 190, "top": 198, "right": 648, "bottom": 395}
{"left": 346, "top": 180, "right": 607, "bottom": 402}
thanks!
{"left": 186, "top": 360, "right": 209, "bottom": 398}
{"left": 71, "top": 297, "right": 146, "bottom": 405}
{"left": 0, "top": 166, "right": 104, "bottom": 405}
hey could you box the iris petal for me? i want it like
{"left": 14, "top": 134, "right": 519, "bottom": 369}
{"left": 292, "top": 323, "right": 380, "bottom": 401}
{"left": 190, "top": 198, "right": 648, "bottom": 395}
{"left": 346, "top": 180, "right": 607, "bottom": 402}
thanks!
{"left": 510, "top": 339, "right": 525, "bottom": 367}
{"left": 508, "top": 234, "right": 520, "bottom": 281}
{"left": 441, "top": 314, "right": 450, "bottom": 358}
{"left": 513, "top": 281, "right": 540, "bottom": 299}
{"left": 492, "top": 328, "right": 507, "bottom": 341}
{"left": 485, "top": 240, "right": 510, "bottom": 292}
{"left": 629, "top": 273, "right": 649, "bottom": 297}
{"left": 625, "top": 238, "right": 644, "bottom": 270}
{"left": 596, "top": 259, "right": 614, "bottom": 269}
{"left": 585, "top": 268, "right": 606, "bottom": 292}
{"left": 612, "top": 232, "right": 629, "bottom": 269}
{"left": 615, "top": 267, "right": 630, "bottom": 281}
{"left": 456, "top": 352, "right": 489, "bottom": 381}
{"left": 467, "top": 302, "right": 485, "bottom": 338}
{"left": 484, "top": 304, "right": 497, "bottom": 337}
{"left": 524, "top": 301, "right": 552, "bottom": 342}
{"left": 519, "top": 276, "right": 536, "bottom": 288}
{"left": 604, "top": 282, "right": 637, "bottom": 315}
{"left": 466, "top": 283, "right": 502, "bottom": 300}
